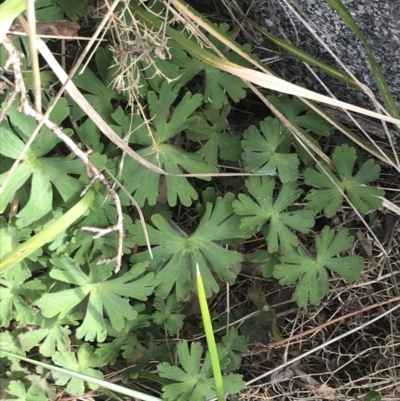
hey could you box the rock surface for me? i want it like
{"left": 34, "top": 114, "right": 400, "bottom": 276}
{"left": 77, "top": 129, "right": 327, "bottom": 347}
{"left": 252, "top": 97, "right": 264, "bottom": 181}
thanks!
{"left": 239, "top": 0, "right": 400, "bottom": 112}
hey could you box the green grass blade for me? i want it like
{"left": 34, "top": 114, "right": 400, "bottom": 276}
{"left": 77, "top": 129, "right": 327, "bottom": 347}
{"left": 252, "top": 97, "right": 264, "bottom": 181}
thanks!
{"left": 0, "top": 351, "right": 164, "bottom": 401}
{"left": 0, "top": 184, "right": 99, "bottom": 274}
{"left": 196, "top": 263, "right": 225, "bottom": 401}
{"left": 324, "top": 0, "right": 400, "bottom": 129}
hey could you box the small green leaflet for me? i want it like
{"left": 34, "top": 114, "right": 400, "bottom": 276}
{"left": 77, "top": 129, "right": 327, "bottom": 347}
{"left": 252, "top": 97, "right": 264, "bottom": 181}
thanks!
{"left": 241, "top": 117, "right": 299, "bottom": 183}
{"left": 152, "top": 295, "right": 185, "bottom": 336}
{"left": 37, "top": 256, "right": 157, "bottom": 342}
{"left": 55, "top": 195, "right": 134, "bottom": 266}
{"left": 51, "top": 343, "right": 103, "bottom": 396}
{"left": 273, "top": 226, "right": 364, "bottom": 307}
{"left": 131, "top": 193, "right": 248, "bottom": 300}
{"left": 55, "top": 0, "right": 85, "bottom": 20}
{"left": 232, "top": 176, "right": 314, "bottom": 253}
{"left": 304, "top": 144, "right": 384, "bottom": 217}
{"left": 0, "top": 330, "right": 26, "bottom": 361}
{"left": 4, "top": 380, "right": 47, "bottom": 401}
{"left": 158, "top": 341, "right": 244, "bottom": 401}
{"left": 363, "top": 391, "right": 382, "bottom": 401}
{"left": 220, "top": 329, "right": 247, "bottom": 372}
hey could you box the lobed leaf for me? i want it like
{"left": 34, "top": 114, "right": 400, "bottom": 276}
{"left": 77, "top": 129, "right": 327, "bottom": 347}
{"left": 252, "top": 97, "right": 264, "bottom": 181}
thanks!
{"left": 273, "top": 226, "right": 364, "bottom": 306}
{"left": 305, "top": 144, "right": 384, "bottom": 217}
{"left": 37, "top": 256, "right": 157, "bottom": 342}
{"left": 232, "top": 176, "right": 314, "bottom": 253}
{"left": 131, "top": 193, "right": 247, "bottom": 299}
{"left": 241, "top": 117, "right": 299, "bottom": 183}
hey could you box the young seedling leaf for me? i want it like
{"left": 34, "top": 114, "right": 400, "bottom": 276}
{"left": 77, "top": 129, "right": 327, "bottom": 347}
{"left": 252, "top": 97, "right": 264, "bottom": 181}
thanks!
{"left": 241, "top": 117, "right": 299, "bottom": 183}
{"left": 152, "top": 295, "right": 185, "bottom": 335}
{"left": 70, "top": 47, "right": 123, "bottom": 122}
{"left": 305, "top": 144, "right": 384, "bottom": 217}
{"left": 245, "top": 249, "right": 281, "bottom": 278}
{"left": 273, "top": 226, "right": 364, "bottom": 307}
{"left": 204, "top": 65, "right": 247, "bottom": 109}
{"left": 131, "top": 193, "right": 247, "bottom": 300}
{"left": 232, "top": 176, "right": 314, "bottom": 253}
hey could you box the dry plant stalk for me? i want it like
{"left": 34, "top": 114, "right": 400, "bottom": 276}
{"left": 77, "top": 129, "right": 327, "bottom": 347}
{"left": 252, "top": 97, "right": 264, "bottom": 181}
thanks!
{"left": 1, "top": 36, "right": 124, "bottom": 273}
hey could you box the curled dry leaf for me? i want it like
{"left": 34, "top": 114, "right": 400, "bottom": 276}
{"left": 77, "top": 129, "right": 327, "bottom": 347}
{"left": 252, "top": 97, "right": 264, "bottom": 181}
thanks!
{"left": 8, "top": 20, "right": 80, "bottom": 39}
{"left": 306, "top": 383, "right": 338, "bottom": 400}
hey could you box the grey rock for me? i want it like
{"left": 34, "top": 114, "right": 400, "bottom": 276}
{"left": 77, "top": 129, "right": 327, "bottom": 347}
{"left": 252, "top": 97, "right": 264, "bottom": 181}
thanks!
{"left": 240, "top": 0, "right": 400, "bottom": 112}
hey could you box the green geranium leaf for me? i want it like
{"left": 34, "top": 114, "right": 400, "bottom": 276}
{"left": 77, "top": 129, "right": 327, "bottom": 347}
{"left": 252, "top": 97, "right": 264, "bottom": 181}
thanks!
{"left": 273, "top": 226, "right": 364, "bottom": 307}
{"left": 51, "top": 343, "right": 103, "bottom": 396}
{"left": 56, "top": 193, "right": 134, "bottom": 266}
{"left": 0, "top": 99, "right": 85, "bottom": 228}
{"left": 186, "top": 104, "right": 241, "bottom": 164}
{"left": 203, "top": 65, "right": 247, "bottom": 109}
{"left": 304, "top": 144, "right": 384, "bottom": 217}
{"left": 0, "top": 330, "right": 26, "bottom": 361}
{"left": 152, "top": 295, "right": 185, "bottom": 336}
{"left": 245, "top": 250, "right": 281, "bottom": 278}
{"left": 18, "top": 313, "right": 81, "bottom": 357}
{"left": 70, "top": 47, "right": 122, "bottom": 122}
{"left": 55, "top": 0, "right": 85, "bottom": 20}
{"left": 0, "top": 262, "right": 45, "bottom": 327}
{"left": 0, "top": 217, "right": 42, "bottom": 273}
{"left": 267, "top": 94, "right": 332, "bottom": 162}
{"left": 363, "top": 391, "right": 382, "bottom": 401}
{"left": 158, "top": 341, "right": 244, "bottom": 401}
{"left": 232, "top": 176, "right": 314, "bottom": 253}
{"left": 5, "top": 380, "right": 47, "bottom": 401}
{"left": 241, "top": 117, "right": 299, "bottom": 183}
{"left": 142, "top": 46, "right": 202, "bottom": 92}
{"left": 131, "top": 193, "right": 247, "bottom": 300}
{"left": 37, "top": 255, "right": 157, "bottom": 342}
{"left": 116, "top": 82, "right": 218, "bottom": 207}
{"left": 267, "top": 94, "right": 332, "bottom": 137}
{"left": 95, "top": 306, "right": 151, "bottom": 366}
{"left": 220, "top": 329, "right": 247, "bottom": 371}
